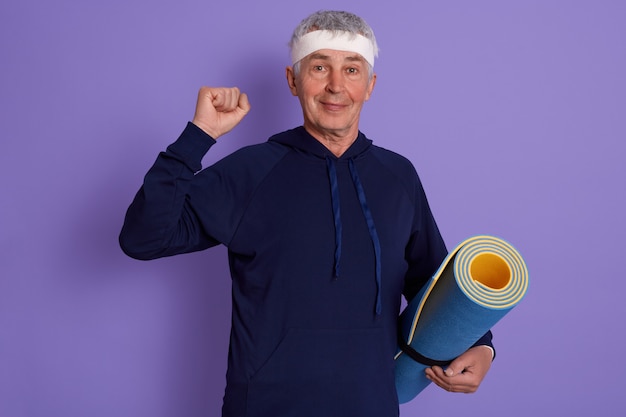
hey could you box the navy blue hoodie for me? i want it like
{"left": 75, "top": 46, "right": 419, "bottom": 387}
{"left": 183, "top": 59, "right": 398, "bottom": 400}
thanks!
{"left": 120, "top": 123, "right": 490, "bottom": 417}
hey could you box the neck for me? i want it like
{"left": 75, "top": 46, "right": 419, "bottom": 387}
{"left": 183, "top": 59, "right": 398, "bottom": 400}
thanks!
{"left": 304, "top": 125, "right": 359, "bottom": 157}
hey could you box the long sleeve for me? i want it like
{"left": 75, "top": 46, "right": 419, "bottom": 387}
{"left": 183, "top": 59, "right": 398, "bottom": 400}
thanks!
{"left": 401, "top": 177, "right": 448, "bottom": 302}
{"left": 400, "top": 173, "right": 495, "bottom": 354}
{"left": 119, "top": 122, "right": 219, "bottom": 260}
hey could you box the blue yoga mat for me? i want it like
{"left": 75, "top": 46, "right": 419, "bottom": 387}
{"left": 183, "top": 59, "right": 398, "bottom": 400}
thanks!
{"left": 395, "top": 235, "right": 529, "bottom": 403}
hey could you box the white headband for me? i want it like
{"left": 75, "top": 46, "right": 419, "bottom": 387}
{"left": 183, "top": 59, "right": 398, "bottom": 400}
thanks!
{"left": 290, "top": 30, "right": 377, "bottom": 67}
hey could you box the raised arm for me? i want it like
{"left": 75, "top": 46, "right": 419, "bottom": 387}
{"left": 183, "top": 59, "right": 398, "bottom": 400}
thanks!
{"left": 119, "top": 87, "right": 250, "bottom": 260}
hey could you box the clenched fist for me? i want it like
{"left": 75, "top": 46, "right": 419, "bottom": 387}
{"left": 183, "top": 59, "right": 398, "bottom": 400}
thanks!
{"left": 192, "top": 86, "right": 251, "bottom": 140}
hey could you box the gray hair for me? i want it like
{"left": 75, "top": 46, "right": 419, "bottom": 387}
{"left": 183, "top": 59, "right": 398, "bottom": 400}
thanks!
{"left": 289, "top": 10, "right": 378, "bottom": 78}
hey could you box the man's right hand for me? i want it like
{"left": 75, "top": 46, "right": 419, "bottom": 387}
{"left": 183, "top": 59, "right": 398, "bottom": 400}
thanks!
{"left": 192, "top": 86, "right": 251, "bottom": 140}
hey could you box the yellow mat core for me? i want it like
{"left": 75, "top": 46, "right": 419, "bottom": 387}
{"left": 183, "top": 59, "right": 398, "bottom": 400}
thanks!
{"left": 469, "top": 253, "right": 511, "bottom": 290}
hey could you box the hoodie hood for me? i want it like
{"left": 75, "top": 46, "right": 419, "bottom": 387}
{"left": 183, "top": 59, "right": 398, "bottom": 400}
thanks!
{"left": 269, "top": 126, "right": 383, "bottom": 315}
{"left": 268, "top": 126, "right": 373, "bottom": 160}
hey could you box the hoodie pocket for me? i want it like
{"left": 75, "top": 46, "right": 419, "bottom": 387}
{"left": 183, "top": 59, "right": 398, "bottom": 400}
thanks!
{"left": 245, "top": 327, "right": 398, "bottom": 417}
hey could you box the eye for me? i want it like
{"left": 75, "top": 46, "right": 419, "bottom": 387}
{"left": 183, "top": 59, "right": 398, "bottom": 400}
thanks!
{"left": 347, "top": 67, "right": 358, "bottom": 74}
{"left": 313, "top": 65, "right": 324, "bottom": 71}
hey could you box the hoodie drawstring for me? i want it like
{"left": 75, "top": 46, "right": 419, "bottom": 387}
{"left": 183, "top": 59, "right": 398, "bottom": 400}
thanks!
{"left": 326, "top": 156, "right": 342, "bottom": 279}
{"left": 326, "top": 156, "right": 383, "bottom": 315}
{"left": 349, "top": 159, "right": 383, "bottom": 316}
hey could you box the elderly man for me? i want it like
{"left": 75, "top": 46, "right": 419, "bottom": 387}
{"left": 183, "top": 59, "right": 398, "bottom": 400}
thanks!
{"left": 120, "top": 10, "right": 494, "bottom": 417}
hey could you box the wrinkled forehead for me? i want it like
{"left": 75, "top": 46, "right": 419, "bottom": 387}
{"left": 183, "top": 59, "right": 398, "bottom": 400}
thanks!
{"left": 291, "top": 30, "right": 376, "bottom": 67}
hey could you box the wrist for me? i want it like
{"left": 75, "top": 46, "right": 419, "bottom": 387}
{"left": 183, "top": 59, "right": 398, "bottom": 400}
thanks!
{"left": 191, "top": 119, "right": 220, "bottom": 140}
{"left": 475, "top": 345, "right": 495, "bottom": 361}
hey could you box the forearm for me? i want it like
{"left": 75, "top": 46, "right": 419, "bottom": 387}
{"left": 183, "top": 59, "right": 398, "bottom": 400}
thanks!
{"left": 119, "top": 123, "right": 217, "bottom": 260}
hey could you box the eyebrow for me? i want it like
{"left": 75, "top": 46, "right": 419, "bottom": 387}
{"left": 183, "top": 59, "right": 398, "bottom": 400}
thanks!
{"left": 308, "top": 52, "right": 366, "bottom": 64}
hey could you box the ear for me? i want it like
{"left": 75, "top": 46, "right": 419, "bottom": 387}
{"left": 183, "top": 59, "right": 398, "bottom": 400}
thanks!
{"left": 285, "top": 66, "right": 298, "bottom": 96}
{"left": 364, "top": 73, "right": 377, "bottom": 101}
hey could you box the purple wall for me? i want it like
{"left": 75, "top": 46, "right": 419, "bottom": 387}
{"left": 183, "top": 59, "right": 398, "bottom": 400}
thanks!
{"left": 1, "top": 1, "right": 624, "bottom": 416}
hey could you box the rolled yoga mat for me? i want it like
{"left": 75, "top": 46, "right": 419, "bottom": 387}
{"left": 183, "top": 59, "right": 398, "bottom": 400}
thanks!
{"left": 395, "top": 235, "right": 529, "bottom": 403}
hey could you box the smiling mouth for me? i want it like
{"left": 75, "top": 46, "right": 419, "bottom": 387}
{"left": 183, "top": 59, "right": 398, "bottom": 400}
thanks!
{"left": 321, "top": 102, "right": 348, "bottom": 111}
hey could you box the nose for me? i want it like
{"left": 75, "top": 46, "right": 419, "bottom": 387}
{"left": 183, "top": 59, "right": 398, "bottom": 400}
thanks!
{"left": 325, "top": 69, "right": 344, "bottom": 94}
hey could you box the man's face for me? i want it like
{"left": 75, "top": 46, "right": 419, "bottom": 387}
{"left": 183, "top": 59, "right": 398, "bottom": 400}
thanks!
{"left": 286, "top": 49, "right": 376, "bottom": 141}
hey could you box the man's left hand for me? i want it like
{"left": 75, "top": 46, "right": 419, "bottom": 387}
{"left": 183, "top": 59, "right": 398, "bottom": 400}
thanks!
{"left": 425, "top": 346, "right": 493, "bottom": 393}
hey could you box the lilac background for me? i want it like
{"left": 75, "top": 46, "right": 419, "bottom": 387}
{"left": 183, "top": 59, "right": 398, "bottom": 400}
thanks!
{"left": 1, "top": 0, "right": 624, "bottom": 416}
